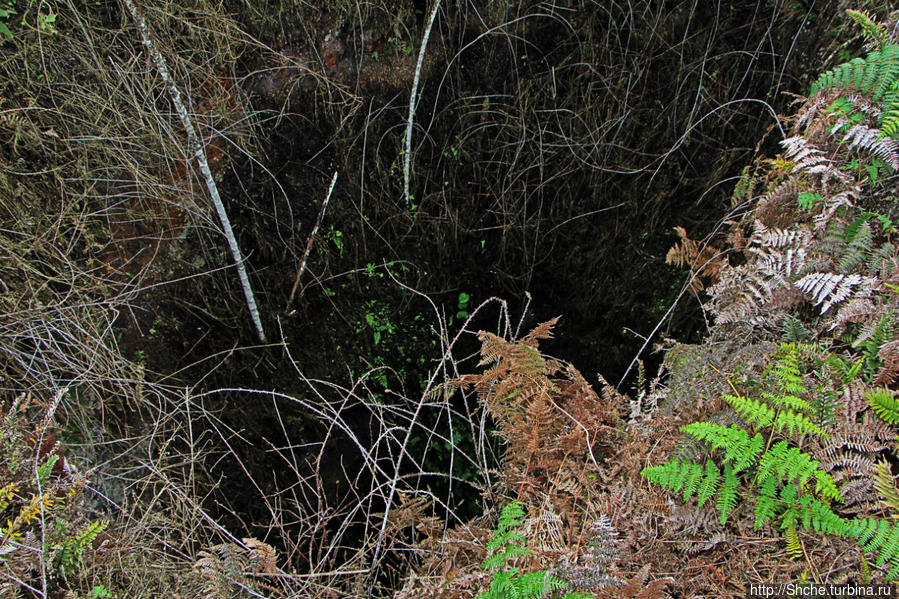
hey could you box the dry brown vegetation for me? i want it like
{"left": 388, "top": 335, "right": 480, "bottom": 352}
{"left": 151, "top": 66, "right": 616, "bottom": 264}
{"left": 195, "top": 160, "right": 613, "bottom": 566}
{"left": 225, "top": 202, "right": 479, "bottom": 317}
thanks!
{"left": 2, "top": 1, "right": 897, "bottom": 598}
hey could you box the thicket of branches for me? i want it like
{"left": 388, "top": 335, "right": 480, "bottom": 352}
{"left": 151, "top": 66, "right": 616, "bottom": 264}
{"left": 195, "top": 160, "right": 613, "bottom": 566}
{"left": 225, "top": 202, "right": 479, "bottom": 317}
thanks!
{"left": 1, "top": 1, "right": 892, "bottom": 598}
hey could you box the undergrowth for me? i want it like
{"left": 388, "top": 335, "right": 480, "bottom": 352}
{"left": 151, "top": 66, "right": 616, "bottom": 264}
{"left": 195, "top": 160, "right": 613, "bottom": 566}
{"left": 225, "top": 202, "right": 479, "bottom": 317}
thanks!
{"left": 2, "top": 2, "right": 897, "bottom": 598}
{"left": 398, "top": 7, "right": 899, "bottom": 597}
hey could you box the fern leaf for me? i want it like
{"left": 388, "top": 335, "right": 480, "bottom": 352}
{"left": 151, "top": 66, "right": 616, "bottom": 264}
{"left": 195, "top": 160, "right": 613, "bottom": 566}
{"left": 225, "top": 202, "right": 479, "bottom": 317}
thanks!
{"left": 681, "top": 461, "right": 703, "bottom": 501}
{"left": 874, "top": 460, "right": 899, "bottom": 513}
{"left": 867, "top": 388, "right": 899, "bottom": 424}
{"left": 811, "top": 47, "right": 899, "bottom": 98}
{"left": 497, "top": 501, "right": 525, "bottom": 533}
{"left": 680, "top": 422, "right": 764, "bottom": 473}
{"left": 783, "top": 315, "right": 814, "bottom": 343}
{"left": 697, "top": 460, "right": 720, "bottom": 508}
{"left": 723, "top": 394, "right": 775, "bottom": 428}
{"left": 811, "top": 389, "right": 838, "bottom": 430}
{"left": 717, "top": 465, "right": 739, "bottom": 525}
{"left": 858, "top": 313, "right": 896, "bottom": 380}
{"left": 763, "top": 389, "right": 811, "bottom": 413}
{"left": 814, "top": 470, "right": 844, "bottom": 503}
{"left": 874, "top": 48, "right": 899, "bottom": 102}
{"left": 758, "top": 442, "right": 840, "bottom": 501}
{"left": 847, "top": 10, "right": 890, "bottom": 52}
{"left": 796, "top": 495, "right": 847, "bottom": 534}
{"left": 641, "top": 459, "right": 704, "bottom": 501}
{"left": 514, "top": 571, "right": 560, "bottom": 599}
{"left": 784, "top": 522, "right": 803, "bottom": 560}
{"left": 840, "top": 220, "right": 874, "bottom": 272}
{"left": 882, "top": 96, "right": 899, "bottom": 137}
{"left": 851, "top": 518, "right": 899, "bottom": 573}
{"left": 773, "top": 409, "right": 825, "bottom": 437}
{"left": 842, "top": 124, "right": 899, "bottom": 170}
{"left": 880, "top": 526, "right": 899, "bottom": 568}
{"left": 56, "top": 519, "right": 109, "bottom": 573}
{"left": 797, "top": 272, "right": 875, "bottom": 314}
{"left": 754, "top": 475, "right": 779, "bottom": 529}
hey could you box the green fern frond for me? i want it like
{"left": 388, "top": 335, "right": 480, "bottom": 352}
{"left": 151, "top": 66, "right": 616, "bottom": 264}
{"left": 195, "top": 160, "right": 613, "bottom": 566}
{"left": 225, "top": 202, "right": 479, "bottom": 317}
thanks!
{"left": 484, "top": 501, "right": 531, "bottom": 571}
{"left": 755, "top": 476, "right": 780, "bottom": 529}
{"left": 717, "top": 465, "right": 739, "bottom": 525}
{"left": 681, "top": 460, "right": 704, "bottom": 501}
{"left": 840, "top": 220, "right": 874, "bottom": 272}
{"left": 756, "top": 442, "right": 841, "bottom": 501}
{"left": 795, "top": 495, "right": 848, "bottom": 535}
{"left": 697, "top": 460, "right": 721, "bottom": 508}
{"left": 767, "top": 344, "right": 806, "bottom": 395}
{"left": 882, "top": 87, "right": 899, "bottom": 137}
{"left": 36, "top": 454, "right": 59, "bottom": 488}
{"left": 867, "top": 388, "right": 899, "bottom": 424}
{"left": 773, "top": 409, "right": 825, "bottom": 437}
{"left": 56, "top": 519, "right": 109, "bottom": 574}
{"left": 810, "top": 388, "right": 838, "bottom": 430}
{"left": 857, "top": 313, "right": 895, "bottom": 381}
{"left": 680, "top": 422, "right": 764, "bottom": 473}
{"left": 814, "top": 470, "right": 843, "bottom": 503}
{"left": 811, "top": 45, "right": 899, "bottom": 101}
{"left": 496, "top": 501, "right": 525, "bottom": 533}
{"left": 877, "top": 47, "right": 899, "bottom": 101}
{"left": 724, "top": 394, "right": 775, "bottom": 428}
{"left": 732, "top": 165, "right": 755, "bottom": 204}
{"left": 757, "top": 442, "right": 815, "bottom": 486}
{"left": 767, "top": 392, "right": 812, "bottom": 414}
{"left": 490, "top": 528, "right": 528, "bottom": 553}
{"left": 516, "top": 571, "right": 560, "bottom": 599}
{"left": 874, "top": 460, "right": 899, "bottom": 513}
{"left": 827, "top": 354, "right": 863, "bottom": 385}
{"left": 881, "top": 527, "right": 899, "bottom": 569}
{"left": 782, "top": 315, "right": 813, "bottom": 343}
{"left": 847, "top": 10, "right": 890, "bottom": 52}
{"left": 850, "top": 518, "right": 899, "bottom": 575}
{"left": 484, "top": 544, "right": 531, "bottom": 571}
{"left": 478, "top": 500, "right": 578, "bottom": 599}
{"left": 784, "top": 522, "right": 803, "bottom": 560}
{"left": 479, "top": 563, "right": 570, "bottom": 599}
{"left": 641, "top": 459, "right": 703, "bottom": 500}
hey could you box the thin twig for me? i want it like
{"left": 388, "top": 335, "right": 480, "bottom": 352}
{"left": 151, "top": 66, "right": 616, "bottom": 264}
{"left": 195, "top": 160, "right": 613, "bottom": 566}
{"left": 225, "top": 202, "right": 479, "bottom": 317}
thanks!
{"left": 122, "top": 0, "right": 267, "bottom": 343}
{"left": 286, "top": 171, "right": 338, "bottom": 310}
{"left": 403, "top": 0, "right": 441, "bottom": 207}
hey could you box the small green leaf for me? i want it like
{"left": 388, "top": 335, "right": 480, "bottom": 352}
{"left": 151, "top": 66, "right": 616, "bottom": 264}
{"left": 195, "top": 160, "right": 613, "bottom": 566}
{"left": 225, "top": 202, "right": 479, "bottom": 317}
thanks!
{"left": 866, "top": 165, "right": 878, "bottom": 184}
{"left": 798, "top": 192, "right": 821, "bottom": 210}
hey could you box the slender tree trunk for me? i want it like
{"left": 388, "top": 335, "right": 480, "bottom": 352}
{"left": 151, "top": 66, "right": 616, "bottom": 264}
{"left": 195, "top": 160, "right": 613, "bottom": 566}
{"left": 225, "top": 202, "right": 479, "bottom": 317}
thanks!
{"left": 123, "top": 0, "right": 267, "bottom": 343}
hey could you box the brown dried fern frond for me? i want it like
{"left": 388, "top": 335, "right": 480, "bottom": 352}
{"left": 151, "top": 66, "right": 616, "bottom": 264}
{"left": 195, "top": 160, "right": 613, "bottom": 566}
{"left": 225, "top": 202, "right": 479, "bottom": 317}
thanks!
{"left": 874, "top": 340, "right": 899, "bottom": 387}
{"left": 597, "top": 564, "right": 673, "bottom": 599}
{"left": 755, "top": 179, "right": 800, "bottom": 228}
{"left": 704, "top": 265, "right": 773, "bottom": 324}
{"left": 521, "top": 316, "right": 560, "bottom": 346}
{"left": 193, "top": 540, "right": 282, "bottom": 599}
{"left": 242, "top": 538, "right": 277, "bottom": 575}
{"left": 665, "top": 226, "right": 726, "bottom": 295}
{"left": 833, "top": 297, "right": 881, "bottom": 330}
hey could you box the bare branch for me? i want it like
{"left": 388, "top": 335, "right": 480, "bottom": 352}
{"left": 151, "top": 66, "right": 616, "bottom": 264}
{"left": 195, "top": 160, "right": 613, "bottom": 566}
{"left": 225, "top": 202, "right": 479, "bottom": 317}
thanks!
{"left": 403, "top": 0, "right": 441, "bottom": 207}
{"left": 122, "top": 0, "right": 267, "bottom": 343}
